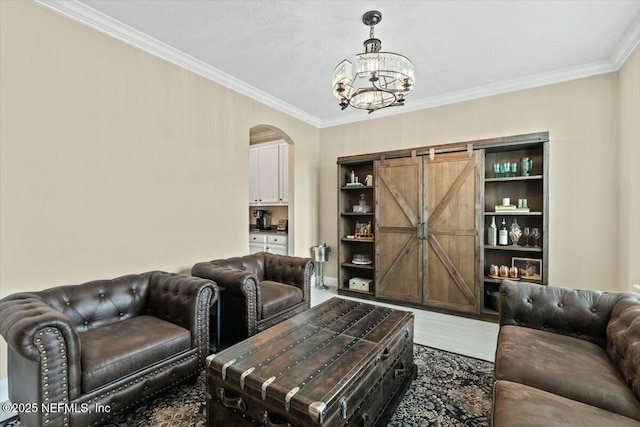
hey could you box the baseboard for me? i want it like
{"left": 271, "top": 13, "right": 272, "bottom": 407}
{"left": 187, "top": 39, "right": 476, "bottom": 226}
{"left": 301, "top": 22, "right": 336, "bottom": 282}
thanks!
{"left": 323, "top": 276, "right": 338, "bottom": 287}
{"left": 311, "top": 274, "right": 338, "bottom": 288}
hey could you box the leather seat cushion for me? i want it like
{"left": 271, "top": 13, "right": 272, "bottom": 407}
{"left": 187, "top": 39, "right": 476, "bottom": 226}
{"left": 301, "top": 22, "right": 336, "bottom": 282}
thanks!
{"left": 495, "top": 325, "right": 640, "bottom": 420}
{"left": 493, "top": 380, "right": 640, "bottom": 427}
{"left": 260, "top": 281, "right": 303, "bottom": 319}
{"left": 80, "top": 315, "right": 191, "bottom": 393}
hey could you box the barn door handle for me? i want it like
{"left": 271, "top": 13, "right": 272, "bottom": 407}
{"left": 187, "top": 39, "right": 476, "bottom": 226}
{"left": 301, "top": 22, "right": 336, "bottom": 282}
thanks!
{"left": 216, "top": 387, "right": 246, "bottom": 411}
{"left": 417, "top": 222, "right": 426, "bottom": 240}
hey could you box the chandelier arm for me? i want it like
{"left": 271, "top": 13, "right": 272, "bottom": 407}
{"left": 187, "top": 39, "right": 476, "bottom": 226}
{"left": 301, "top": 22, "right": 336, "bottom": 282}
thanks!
{"left": 370, "top": 75, "right": 405, "bottom": 95}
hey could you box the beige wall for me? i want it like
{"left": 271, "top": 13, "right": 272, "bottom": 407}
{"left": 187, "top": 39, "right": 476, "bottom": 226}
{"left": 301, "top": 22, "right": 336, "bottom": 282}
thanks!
{"left": 319, "top": 73, "right": 625, "bottom": 293}
{"left": 0, "top": 2, "right": 319, "bottom": 380}
{"left": 619, "top": 45, "right": 640, "bottom": 292}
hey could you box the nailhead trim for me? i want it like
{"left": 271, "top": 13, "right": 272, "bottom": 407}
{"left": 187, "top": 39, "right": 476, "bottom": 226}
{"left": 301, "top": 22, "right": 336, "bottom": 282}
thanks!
{"left": 82, "top": 352, "right": 199, "bottom": 426}
{"left": 36, "top": 327, "right": 70, "bottom": 426}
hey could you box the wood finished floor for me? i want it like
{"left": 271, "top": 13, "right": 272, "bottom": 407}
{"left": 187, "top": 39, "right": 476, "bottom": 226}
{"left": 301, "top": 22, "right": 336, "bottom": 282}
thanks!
{"left": 310, "top": 286, "right": 499, "bottom": 362}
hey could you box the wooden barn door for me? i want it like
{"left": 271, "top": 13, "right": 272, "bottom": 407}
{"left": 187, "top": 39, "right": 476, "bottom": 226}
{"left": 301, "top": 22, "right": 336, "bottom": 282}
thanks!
{"left": 374, "top": 156, "right": 424, "bottom": 304}
{"left": 424, "top": 151, "right": 480, "bottom": 313}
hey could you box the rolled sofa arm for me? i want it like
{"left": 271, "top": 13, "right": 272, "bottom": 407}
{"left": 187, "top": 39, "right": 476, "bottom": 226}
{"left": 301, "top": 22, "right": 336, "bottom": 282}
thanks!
{"left": 191, "top": 262, "right": 262, "bottom": 334}
{"left": 191, "top": 262, "right": 260, "bottom": 299}
{"left": 147, "top": 271, "right": 218, "bottom": 368}
{"left": 499, "top": 280, "right": 636, "bottom": 348}
{"left": 263, "top": 253, "right": 314, "bottom": 295}
{"left": 147, "top": 272, "right": 217, "bottom": 365}
{"left": 0, "top": 292, "right": 83, "bottom": 404}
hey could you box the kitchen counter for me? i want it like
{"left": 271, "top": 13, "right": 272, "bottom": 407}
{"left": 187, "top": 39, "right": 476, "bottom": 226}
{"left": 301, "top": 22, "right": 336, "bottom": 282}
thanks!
{"left": 249, "top": 229, "right": 287, "bottom": 235}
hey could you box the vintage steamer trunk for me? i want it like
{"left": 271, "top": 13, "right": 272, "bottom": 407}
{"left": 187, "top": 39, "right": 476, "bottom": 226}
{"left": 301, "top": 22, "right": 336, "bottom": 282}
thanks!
{"left": 206, "top": 297, "right": 416, "bottom": 427}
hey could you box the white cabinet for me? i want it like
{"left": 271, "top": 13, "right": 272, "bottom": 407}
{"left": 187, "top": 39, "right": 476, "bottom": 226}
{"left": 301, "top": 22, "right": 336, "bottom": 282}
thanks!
{"left": 267, "top": 233, "right": 288, "bottom": 255}
{"left": 249, "top": 232, "right": 288, "bottom": 255}
{"left": 256, "top": 143, "right": 279, "bottom": 204}
{"left": 249, "top": 141, "right": 288, "bottom": 206}
{"left": 278, "top": 142, "right": 288, "bottom": 204}
{"left": 249, "top": 148, "right": 259, "bottom": 205}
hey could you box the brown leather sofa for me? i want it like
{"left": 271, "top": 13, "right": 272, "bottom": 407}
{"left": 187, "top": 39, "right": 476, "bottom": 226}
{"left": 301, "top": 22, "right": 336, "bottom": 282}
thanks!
{"left": 192, "top": 252, "right": 313, "bottom": 345}
{"left": 0, "top": 271, "right": 217, "bottom": 427}
{"left": 492, "top": 280, "right": 640, "bottom": 427}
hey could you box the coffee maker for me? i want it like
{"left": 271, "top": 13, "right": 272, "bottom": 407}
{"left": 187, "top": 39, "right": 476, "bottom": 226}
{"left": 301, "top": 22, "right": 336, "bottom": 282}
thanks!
{"left": 254, "top": 209, "right": 270, "bottom": 230}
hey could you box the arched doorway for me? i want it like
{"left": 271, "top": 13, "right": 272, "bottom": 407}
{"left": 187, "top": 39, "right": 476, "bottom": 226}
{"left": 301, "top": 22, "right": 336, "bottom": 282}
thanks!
{"left": 249, "top": 125, "right": 294, "bottom": 254}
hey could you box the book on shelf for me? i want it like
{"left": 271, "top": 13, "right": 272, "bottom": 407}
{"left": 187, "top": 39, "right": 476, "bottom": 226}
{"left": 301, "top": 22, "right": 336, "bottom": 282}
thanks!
{"left": 495, "top": 205, "right": 530, "bottom": 213}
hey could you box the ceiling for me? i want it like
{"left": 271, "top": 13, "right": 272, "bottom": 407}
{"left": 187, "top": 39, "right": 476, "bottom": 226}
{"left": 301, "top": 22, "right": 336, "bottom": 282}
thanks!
{"left": 38, "top": 1, "right": 640, "bottom": 128}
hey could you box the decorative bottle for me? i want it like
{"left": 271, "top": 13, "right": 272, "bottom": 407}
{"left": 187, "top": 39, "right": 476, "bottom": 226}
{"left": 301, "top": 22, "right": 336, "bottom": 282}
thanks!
{"left": 498, "top": 217, "right": 508, "bottom": 246}
{"left": 488, "top": 216, "right": 497, "bottom": 246}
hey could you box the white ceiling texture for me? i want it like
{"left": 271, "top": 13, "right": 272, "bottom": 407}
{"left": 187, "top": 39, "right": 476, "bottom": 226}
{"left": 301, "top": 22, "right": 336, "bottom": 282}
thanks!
{"left": 36, "top": 1, "right": 640, "bottom": 128}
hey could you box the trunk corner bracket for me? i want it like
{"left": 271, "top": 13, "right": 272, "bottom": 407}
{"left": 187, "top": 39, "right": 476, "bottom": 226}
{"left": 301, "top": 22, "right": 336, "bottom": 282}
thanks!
{"left": 309, "top": 401, "right": 327, "bottom": 424}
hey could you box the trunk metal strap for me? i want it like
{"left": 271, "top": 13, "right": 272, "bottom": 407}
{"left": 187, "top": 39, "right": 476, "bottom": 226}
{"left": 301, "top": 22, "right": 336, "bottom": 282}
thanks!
{"left": 261, "top": 376, "right": 276, "bottom": 400}
{"left": 285, "top": 387, "right": 300, "bottom": 413}
{"left": 240, "top": 367, "right": 255, "bottom": 390}
{"left": 221, "top": 358, "right": 236, "bottom": 380}
{"left": 205, "top": 354, "right": 216, "bottom": 368}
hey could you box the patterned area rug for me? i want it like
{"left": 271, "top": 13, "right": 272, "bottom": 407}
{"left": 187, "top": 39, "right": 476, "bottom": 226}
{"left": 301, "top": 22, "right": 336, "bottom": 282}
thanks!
{"left": 1, "top": 345, "right": 494, "bottom": 427}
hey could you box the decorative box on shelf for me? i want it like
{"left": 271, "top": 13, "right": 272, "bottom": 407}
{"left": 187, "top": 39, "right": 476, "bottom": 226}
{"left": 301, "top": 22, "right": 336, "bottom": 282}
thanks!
{"left": 349, "top": 277, "right": 372, "bottom": 292}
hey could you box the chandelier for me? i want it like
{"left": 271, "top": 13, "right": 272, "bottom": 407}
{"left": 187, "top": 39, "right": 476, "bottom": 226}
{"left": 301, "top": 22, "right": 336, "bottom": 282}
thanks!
{"left": 332, "top": 10, "right": 415, "bottom": 114}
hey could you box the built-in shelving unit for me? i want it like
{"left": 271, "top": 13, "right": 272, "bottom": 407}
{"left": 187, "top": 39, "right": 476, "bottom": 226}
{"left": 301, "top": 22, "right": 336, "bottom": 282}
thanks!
{"left": 337, "top": 163, "right": 376, "bottom": 297}
{"left": 336, "top": 132, "right": 549, "bottom": 321}
{"left": 481, "top": 139, "right": 549, "bottom": 316}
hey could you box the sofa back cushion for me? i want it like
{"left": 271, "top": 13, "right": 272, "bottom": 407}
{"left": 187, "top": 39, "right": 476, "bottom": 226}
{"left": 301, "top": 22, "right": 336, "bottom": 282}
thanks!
{"left": 39, "top": 273, "right": 151, "bottom": 332}
{"left": 608, "top": 298, "right": 640, "bottom": 400}
{"left": 500, "top": 280, "right": 631, "bottom": 348}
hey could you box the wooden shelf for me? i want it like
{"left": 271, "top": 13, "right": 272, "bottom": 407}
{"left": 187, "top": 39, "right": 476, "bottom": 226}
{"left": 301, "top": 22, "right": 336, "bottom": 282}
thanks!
{"left": 340, "top": 287, "right": 374, "bottom": 295}
{"left": 483, "top": 276, "right": 543, "bottom": 284}
{"left": 484, "top": 245, "right": 542, "bottom": 252}
{"left": 341, "top": 212, "right": 374, "bottom": 217}
{"left": 341, "top": 262, "right": 375, "bottom": 270}
{"left": 486, "top": 211, "right": 543, "bottom": 216}
{"left": 338, "top": 288, "right": 375, "bottom": 298}
{"left": 341, "top": 238, "right": 375, "bottom": 243}
{"left": 341, "top": 185, "right": 374, "bottom": 190}
{"left": 485, "top": 175, "right": 543, "bottom": 182}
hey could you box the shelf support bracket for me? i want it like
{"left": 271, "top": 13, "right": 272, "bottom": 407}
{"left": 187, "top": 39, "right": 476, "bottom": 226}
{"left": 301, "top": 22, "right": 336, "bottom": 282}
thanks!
{"left": 429, "top": 148, "right": 435, "bottom": 161}
{"left": 467, "top": 143, "right": 473, "bottom": 157}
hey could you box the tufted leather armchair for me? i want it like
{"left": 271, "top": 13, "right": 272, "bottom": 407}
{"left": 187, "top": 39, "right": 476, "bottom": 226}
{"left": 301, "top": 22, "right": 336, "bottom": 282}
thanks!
{"left": 191, "top": 252, "right": 313, "bottom": 345}
{"left": 0, "top": 271, "right": 217, "bottom": 427}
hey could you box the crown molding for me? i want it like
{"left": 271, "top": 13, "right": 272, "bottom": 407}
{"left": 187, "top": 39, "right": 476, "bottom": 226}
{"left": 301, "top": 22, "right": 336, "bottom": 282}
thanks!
{"left": 321, "top": 13, "right": 640, "bottom": 128}
{"left": 33, "top": 0, "right": 640, "bottom": 130}
{"left": 320, "top": 58, "right": 619, "bottom": 128}
{"left": 611, "top": 13, "right": 640, "bottom": 68}
{"left": 32, "top": 0, "right": 322, "bottom": 128}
